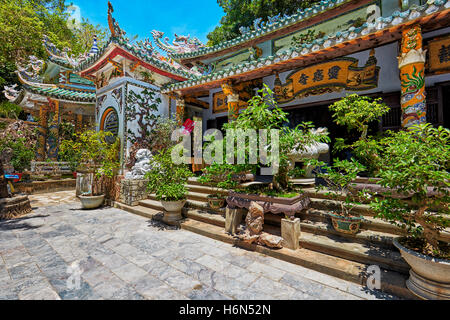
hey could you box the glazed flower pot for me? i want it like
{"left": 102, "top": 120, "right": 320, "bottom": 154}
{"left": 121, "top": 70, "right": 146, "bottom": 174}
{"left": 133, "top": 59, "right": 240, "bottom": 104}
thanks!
{"left": 161, "top": 199, "right": 186, "bottom": 223}
{"left": 207, "top": 195, "right": 225, "bottom": 209}
{"left": 79, "top": 194, "right": 105, "bottom": 209}
{"left": 393, "top": 238, "right": 450, "bottom": 300}
{"left": 328, "top": 212, "right": 363, "bottom": 235}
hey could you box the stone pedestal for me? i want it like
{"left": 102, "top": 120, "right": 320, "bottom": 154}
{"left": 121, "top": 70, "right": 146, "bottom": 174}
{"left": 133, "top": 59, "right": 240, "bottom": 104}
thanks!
{"left": 120, "top": 179, "right": 149, "bottom": 206}
{"left": 225, "top": 207, "right": 245, "bottom": 235}
{"left": 281, "top": 218, "right": 301, "bottom": 250}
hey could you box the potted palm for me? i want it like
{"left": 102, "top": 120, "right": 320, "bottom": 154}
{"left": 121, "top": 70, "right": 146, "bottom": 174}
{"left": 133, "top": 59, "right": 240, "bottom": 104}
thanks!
{"left": 370, "top": 124, "right": 449, "bottom": 300}
{"left": 60, "top": 130, "right": 120, "bottom": 209}
{"left": 145, "top": 147, "right": 192, "bottom": 222}
{"left": 311, "top": 158, "right": 366, "bottom": 234}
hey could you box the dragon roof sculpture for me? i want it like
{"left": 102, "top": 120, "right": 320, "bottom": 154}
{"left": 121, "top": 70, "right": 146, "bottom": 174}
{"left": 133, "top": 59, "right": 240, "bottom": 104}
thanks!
{"left": 151, "top": 30, "right": 205, "bottom": 55}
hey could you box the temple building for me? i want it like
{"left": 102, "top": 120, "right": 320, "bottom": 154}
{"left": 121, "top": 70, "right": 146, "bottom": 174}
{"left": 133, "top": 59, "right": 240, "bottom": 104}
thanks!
{"left": 5, "top": 0, "right": 450, "bottom": 169}
{"left": 3, "top": 38, "right": 98, "bottom": 161}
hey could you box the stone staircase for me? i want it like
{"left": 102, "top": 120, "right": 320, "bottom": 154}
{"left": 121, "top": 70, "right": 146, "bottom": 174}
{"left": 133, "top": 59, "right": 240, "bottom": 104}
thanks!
{"left": 113, "top": 177, "right": 450, "bottom": 299}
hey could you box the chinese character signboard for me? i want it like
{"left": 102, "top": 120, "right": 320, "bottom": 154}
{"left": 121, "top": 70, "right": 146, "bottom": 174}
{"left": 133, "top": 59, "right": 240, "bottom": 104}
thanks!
{"left": 427, "top": 35, "right": 450, "bottom": 74}
{"left": 274, "top": 51, "right": 380, "bottom": 103}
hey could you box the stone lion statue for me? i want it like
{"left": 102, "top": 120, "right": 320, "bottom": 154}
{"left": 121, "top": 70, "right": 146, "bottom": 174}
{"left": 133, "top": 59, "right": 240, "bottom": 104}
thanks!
{"left": 124, "top": 149, "right": 154, "bottom": 180}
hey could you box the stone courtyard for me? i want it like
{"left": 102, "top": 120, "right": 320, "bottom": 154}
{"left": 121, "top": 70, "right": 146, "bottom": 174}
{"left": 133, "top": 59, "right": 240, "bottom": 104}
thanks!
{"left": 0, "top": 195, "right": 398, "bottom": 300}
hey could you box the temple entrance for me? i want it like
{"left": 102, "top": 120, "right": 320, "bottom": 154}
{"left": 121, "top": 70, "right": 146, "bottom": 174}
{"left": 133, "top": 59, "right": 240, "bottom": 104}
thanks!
{"left": 441, "top": 84, "right": 450, "bottom": 129}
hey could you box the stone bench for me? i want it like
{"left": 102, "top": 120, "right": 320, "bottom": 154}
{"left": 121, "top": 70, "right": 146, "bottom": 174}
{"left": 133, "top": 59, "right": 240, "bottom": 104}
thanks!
{"left": 31, "top": 161, "right": 72, "bottom": 175}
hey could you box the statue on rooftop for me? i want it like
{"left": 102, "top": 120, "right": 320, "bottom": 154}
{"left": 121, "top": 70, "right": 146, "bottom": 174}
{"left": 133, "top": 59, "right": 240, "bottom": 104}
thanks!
{"left": 151, "top": 30, "right": 205, "bottom": 54}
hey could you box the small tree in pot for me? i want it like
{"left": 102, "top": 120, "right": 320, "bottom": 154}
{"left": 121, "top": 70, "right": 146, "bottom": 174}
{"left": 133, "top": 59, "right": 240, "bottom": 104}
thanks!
{"left": 329, "top": 94, "right": 390, "bottom": 176}
{"left": 145, "top": 147, "right": 193, "bottom": 222}
{"left": 60, "top": 130, "right": 120, "bottom": 209}
{"left": 310, "top": 158, "right": 366, "bottom": 234}
{"left": 370, "top": 124, "right": 449, "bottom": 300}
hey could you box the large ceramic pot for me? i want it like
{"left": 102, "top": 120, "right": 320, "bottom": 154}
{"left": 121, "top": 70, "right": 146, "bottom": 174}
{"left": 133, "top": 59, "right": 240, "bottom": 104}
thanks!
{"left": 328, "top": 212, "right": 363, "bottom": 235}
{"left": 161, "top": 199, "right": 186, "bottom": 223}
{"left": 393, "top": 238, "right": 450, "bottom": 300}
{"left": 79, "top": 194, "right": 105, "bottom": 209}
{"left": 207, "top": 195, "right": 225, "bottom": 209}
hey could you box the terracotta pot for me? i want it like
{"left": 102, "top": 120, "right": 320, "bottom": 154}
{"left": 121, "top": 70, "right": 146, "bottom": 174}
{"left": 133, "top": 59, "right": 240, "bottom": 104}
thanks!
{"left": 393, "top": 238, "right": 450, "bottom": 300}
{"left": 207, "top": 195, "right": 225, "bottom": 209}
{"left": 328, "top": 212, "right": 363, "bottom": 235}
{"left": 79, "top": 194, "right": 105, "bottom": 209}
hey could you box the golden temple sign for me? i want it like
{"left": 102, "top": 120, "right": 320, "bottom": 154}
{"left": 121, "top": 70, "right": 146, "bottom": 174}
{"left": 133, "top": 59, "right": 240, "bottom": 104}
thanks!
{"left": 427, "top": 35, "right": 450, "bottom": 73}
{"left": 274, "top": 51, "right": 380, "bottom": 103}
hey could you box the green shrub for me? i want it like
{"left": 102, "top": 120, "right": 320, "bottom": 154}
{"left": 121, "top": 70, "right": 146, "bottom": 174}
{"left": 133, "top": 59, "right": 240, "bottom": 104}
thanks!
{"left": 370, "top": 124, "right": 450, "bottom": 257}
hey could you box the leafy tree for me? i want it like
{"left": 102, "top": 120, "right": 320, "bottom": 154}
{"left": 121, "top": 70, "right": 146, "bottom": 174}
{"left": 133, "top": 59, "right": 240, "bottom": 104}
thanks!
{"left": 0, "top": 0, "right": 108, "bottom": 98}
{"left": 145, "top": 147, "right": 193, "bottom": 201}
{"left": 207, "top": 0, "right": 320, "bottom": 45}
{"left": 370, "top": 124, "right": 450, "bottom": 258}
{"left": 329, "top": 94, "right": 390, "bottom": 175}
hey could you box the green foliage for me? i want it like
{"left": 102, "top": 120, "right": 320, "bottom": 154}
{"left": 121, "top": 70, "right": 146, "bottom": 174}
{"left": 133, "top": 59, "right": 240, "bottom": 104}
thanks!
{"left": 0, "top": 136, "right": 34, "bottom": 172}
{"left": 369, "top": 124, "right": 450, "bottom": 255}
{"left": 59, "top": 130, "right": 120, "bottom": 178}
{"left": 0, "top": 0, "right": 108, "bottom": 95}
{"left": 223, "top": 85, "right": 329, "bottom": 190}
{"left": 0, "top": 101, "right": 22, "bottom": 119}
{"left": 224, "top": 84, "right": 288, "bottom": 130}
{"left": 149, "top": 117, "right": 178, "bottom": 153}
{"left": 198, "top": 162, "right": 243, "bottom": 193}
{"left": 207, "top": 0, "right": 319, "bottom": 45}
{"left": 330, "top": 94, "right": 390, "bottom": 175}
{"left": 329, "top": 94, "right": 390, "bottom": 139}
{"left": 145, "top": 148, "right": 193, "bottom": 201}
{"left": 310, "top": 158, "right": 366, "bottom": 217}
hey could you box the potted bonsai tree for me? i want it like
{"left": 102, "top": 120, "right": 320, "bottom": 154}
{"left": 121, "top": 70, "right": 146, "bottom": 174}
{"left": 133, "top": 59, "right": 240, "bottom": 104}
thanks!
{"left": 310, "top": 158, "right": 366, "bottom": 234}
{"left": 370, "top": 124, "right": 449, "bottom": 300}
{"left": 60, "top": 130, "right": 120, "bottom": 209}
{"left": 329, "top": 94, "right": 390, "bottom": 177}
{"left": 198, "top": 163, "right": 241, "bottom": 210}
{"left": 145, "top": 147, "right": 192, "bottom": 222}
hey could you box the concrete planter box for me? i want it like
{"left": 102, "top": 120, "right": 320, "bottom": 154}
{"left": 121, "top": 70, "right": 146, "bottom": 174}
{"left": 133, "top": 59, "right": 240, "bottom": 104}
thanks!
{"left": 393, "top": 238, "right": 450, "bottom": 300}
{"left": 79, "top": 195, "right": 105, "bottom": 209}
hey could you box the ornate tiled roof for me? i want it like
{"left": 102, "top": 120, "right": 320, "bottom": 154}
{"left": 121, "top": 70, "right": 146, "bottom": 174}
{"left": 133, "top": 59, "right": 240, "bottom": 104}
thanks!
{"left": 21, "top": 84, "right": 96, "bottom": 103}
{"left": 44, "top": 2, "right": 201, "bottom": 80}
{"left": 169, "top": 0, "right": 353, "bottom": 61}
{"left": 162, "top": 0, "right": 450, "bottom": 93}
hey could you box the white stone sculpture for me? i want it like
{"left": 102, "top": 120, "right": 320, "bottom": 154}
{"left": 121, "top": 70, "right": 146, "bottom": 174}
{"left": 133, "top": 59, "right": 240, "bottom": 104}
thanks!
{"left": 124, "top": 149, "right": 154, "bottom": 180}
{"left": 288, "top": 127, "right": 330, "bottom": 178}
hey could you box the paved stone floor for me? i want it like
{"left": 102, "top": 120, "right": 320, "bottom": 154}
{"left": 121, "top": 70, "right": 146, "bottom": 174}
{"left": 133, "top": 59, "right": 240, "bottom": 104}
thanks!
{"left": 0, "top": 200, "right": 399, "bottom": 300}
{"left": 29, "top": 190, "right": 77, "bottom": 208}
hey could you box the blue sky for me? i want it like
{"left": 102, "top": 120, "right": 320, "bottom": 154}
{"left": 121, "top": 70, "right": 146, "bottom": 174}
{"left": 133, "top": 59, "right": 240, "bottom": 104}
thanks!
{"left": 68, "top": 0, "right": 225, "bottom": 44}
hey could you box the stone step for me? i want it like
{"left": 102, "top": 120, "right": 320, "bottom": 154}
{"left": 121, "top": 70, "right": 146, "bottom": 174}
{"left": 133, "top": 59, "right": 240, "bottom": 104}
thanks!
{"left": 182, "top": 208, "right": 408, "bottom": 274}
{"left": 309, "top": 198, "right": 375, "bottom": 216}
{"left": 112, "top": 201, "right": 161, "bottom": 219}
{"left": 260, "top": 223, "right": 409, "bottom": 275}
{"left": 186, "top": 183, "right": 228, "bottom": 196}
{"left": 179, "top": 218, "right": 415, "bottom": 299}
{"left": 139, "top": 199, "right": 164, "bottom": 211}
{"left": 299, "top": 232, "right": 410, "bottom": 275}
